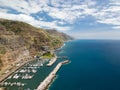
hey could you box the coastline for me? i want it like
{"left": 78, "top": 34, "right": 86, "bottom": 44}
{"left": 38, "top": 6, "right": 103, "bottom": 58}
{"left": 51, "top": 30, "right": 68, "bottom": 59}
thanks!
{"left": 56, "top": 42, "right": 66, "bottom": 51}
{"left": 58, "top": 43, "right": 66, "bottom": 50}
{"left": 0, "top": 49, "right": 59, "bottom": 83}
{"left": 0, "top": 44, "right": 61, "bottom": 85}
{"left": 46, "top": 43, "right": 67, "bottom": 90}
{"left": 58, "top": 40, "right": 74, "bottom": 50}
{"left": 0, "top": 41, "right": 68, "bottom": 89}
{"left": 0, "top": 18, "right": 74, "bottom": 89}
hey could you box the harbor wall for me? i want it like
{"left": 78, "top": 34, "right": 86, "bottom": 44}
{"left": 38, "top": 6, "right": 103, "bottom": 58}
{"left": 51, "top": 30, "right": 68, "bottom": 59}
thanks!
{"left": 37, "top": 60, "right": 69, "bottom": 90}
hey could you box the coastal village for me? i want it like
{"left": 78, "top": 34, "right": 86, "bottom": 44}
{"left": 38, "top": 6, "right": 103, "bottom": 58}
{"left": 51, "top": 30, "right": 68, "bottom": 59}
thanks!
{"left": 0, "top": 18, "right": 72, "bottom": 90}
{"left": 0, "top": 45, "right": 70, "bottom": 90}
{"left": 0, "top": 0, "right": 120, "bottom": 90}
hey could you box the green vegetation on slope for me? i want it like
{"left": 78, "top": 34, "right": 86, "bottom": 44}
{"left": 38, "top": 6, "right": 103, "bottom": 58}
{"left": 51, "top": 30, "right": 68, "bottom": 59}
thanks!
{"left": 42, "top": 52, "right": 54, "bottom": 59}
{"left": 0, "top": 46, "right": 6, "bottom": 54}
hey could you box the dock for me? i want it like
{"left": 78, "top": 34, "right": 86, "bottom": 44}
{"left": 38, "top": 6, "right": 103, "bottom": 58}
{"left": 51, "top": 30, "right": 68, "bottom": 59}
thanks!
{"left": 37, "top": 60, "right": 69, "bottom": 90}
{"left": 46, "top": 55, "right": 57, "bottom": 66}
{"left": 0, "top": 60, "right": 33, "bottom": 83}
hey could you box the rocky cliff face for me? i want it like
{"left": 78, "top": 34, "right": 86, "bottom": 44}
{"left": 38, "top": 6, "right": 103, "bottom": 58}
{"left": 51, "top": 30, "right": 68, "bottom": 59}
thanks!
{"left": 0, "top": 19, "right": 72, "bottom": 69}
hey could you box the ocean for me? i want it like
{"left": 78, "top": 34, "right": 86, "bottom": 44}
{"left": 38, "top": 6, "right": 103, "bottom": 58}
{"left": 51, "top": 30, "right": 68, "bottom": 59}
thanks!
{"left": 2, "top": 40, "right": 120, "bottom": 90}
{"left": 50, "top": 40, "right": 120, "bottom": 90}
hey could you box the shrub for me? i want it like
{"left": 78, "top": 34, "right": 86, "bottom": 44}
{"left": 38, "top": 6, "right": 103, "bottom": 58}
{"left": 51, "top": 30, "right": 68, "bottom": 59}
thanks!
{"left": 0, "top": 47, "right": 6, "bottom": 54}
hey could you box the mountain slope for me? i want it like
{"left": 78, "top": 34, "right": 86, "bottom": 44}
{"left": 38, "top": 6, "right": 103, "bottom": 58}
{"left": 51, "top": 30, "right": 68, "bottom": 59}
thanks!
{"left": 46, "top": 29, "right": 73, "bottom": 41}
{"left": 0, "top": 19, "right": 72, "bottom": 70}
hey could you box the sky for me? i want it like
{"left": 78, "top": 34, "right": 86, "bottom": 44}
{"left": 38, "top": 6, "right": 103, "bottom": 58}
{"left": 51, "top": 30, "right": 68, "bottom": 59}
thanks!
{"left": 0, "top": 0, "right": 120, "bottom": 39}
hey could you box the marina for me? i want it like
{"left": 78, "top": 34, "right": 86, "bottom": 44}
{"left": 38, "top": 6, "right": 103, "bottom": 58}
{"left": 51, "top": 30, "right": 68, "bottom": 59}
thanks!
{"left": 0, "top": 60, "right": 32, "bottom": 83}
{"left": 0, "top": 58, "right": 50, "bottom": 89}
{"left": 0, "top": 54, "right": 69, "bottom": 90}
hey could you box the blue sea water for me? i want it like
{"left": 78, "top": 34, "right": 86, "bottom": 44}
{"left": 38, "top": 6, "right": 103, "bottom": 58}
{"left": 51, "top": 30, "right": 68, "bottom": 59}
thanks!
{"left": 50, "top": 40, "right": 120, "bottom": 90}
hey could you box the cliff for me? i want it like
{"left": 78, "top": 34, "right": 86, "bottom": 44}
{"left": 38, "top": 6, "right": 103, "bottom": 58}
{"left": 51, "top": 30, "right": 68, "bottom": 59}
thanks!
{"left": 0, "top": 19, "right": 72, "bottom": 70}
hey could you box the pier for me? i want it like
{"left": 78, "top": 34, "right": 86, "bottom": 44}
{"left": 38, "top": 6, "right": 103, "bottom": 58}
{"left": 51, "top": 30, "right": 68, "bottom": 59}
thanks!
{"left": 37, "top": 60, "right": 69, "bottom": 90}
{"left": 46, "top": 55, "right": 57, "bottom": 66}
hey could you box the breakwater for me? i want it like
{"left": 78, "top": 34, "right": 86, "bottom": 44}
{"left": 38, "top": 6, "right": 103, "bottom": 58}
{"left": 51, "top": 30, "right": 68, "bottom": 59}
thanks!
{"left": 37, "top": 60, "right": 69, "bottom": 90}
{"left": 46, "top": 55, "right": 57, "bottom": 66}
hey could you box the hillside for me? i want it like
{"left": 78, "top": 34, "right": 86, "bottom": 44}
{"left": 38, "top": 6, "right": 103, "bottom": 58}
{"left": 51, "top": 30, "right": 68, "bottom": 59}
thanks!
{"left": 46, "top": 29, "right": 73, "bottom": 41}
{"left": 0, "top": 19, "right": 72, "bottom": 71}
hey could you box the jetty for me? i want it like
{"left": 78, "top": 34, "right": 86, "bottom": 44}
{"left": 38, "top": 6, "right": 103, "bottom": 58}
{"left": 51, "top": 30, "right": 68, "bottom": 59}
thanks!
{"left": 57, "top": 56, "right": 68, "bottom": 59}
{"left": 37, "top": 60, "right": 69, "bottom": 90}
{"left": 46, "top": 55, "right": 57, "bottom": 66}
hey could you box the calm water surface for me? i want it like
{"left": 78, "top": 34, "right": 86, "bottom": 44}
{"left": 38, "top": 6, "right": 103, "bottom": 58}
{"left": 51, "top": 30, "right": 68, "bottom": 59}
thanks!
{"left": 50, "top": 40, "right": 120, "bottom": 90}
